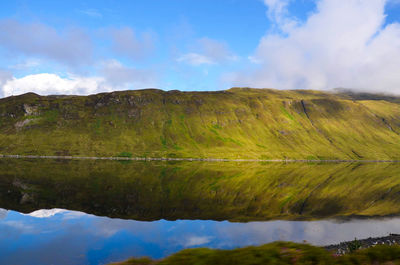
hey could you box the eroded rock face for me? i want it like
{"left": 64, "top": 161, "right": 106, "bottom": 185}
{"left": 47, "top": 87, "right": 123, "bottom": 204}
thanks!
{"left": 20, "top": 193, "right": 33, "bottom": 204}
{"left": 14, "top": 119, "right": 33, "bottom": 130}
{"left": 23, "top": 104, "right": 39, "bottom": 116}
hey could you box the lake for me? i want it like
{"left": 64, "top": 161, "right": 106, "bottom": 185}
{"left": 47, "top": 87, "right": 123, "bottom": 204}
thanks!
{"left": 1, "top": 159, "right": 400, "bottom": 264}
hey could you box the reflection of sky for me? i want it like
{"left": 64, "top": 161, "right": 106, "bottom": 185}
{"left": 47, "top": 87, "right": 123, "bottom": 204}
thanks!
{"left": 2, "top": 209, "right": 400, "bottom": 264}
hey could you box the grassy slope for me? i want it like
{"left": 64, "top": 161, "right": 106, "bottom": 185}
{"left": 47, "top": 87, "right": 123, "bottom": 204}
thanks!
{"left": 3, "top": 159, "right": 400, "bottom": 221}
{"left": 1, "top": 88, "right": 400, "bottom": 159}
{"left": 111, "top": 242, "right": 400, "bottom": 265}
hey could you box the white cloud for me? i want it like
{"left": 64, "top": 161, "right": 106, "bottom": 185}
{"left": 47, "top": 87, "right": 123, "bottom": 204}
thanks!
{"left": 177, "top": 37, "right": 238, "bottom": 65}
{"left": 230, "top": 0, "right": 400, "bottom": 94}
{"left": 0, "top": 59, "right": 159, "bottom": 97}
{"left": 264, "top": 0, "right": 299, "bottom": 32}
{"left": 1, "top": 73, "right": 112, "bottom": 97}
{"left": 0, "top": 19, "right": 93, "bottom": 66}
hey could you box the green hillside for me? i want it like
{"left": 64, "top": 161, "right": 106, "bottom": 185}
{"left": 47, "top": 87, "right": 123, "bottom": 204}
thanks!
{"left": 1, "top": 87, "right": 400, "bottom": 159}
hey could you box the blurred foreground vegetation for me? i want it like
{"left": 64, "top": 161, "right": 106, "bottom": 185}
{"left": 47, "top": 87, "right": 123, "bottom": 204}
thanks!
{"left": 111, "top": 242, "right": 400, "bottom": 265}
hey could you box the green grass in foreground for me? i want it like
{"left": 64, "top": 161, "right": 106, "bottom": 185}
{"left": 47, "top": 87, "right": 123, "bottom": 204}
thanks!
{"left": 111, "top": 242, "right": 400, "bottom": 265}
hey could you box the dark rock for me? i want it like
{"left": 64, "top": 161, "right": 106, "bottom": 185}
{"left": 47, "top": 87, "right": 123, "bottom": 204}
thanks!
{"left": 325, "top": 234, "right": 400, "bottom": 255}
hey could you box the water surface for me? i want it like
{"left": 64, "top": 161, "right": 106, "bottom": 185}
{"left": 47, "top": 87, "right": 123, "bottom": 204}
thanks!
{"left": 2, "top": 208, "right": 400, "bottom": 264}
{"left": 1, "top": 159, "right": 400, "bottom": 264}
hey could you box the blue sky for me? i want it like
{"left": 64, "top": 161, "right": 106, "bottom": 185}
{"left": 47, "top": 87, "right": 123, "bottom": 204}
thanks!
{"left": 0, "top": 0, "right": 400, "bottom": 96}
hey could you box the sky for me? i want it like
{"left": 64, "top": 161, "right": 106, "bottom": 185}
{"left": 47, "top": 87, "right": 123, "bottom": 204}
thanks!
{"left": 0, "top": 0, "right": 400, "bottom": 97}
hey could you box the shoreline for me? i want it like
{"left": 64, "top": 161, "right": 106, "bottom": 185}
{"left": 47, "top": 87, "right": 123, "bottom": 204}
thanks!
{"left": 1, "top": 154, "right": 400, "bottom": 163}
{"left": 325, "top": 234, "right": 400, "bottom": 255}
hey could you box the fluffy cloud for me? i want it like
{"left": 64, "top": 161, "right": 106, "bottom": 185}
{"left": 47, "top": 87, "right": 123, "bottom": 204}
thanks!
{"left": 1, "top": 73, "right": 112, "bottom": 97}
{"left": 177, "top": 37, "right": 238, "bottom": 65}
{"left": 110, "top": 27, "right": 156, "bottom": 61}
{"left": 263, "top": 0, "right": 298, "bottom": 32}
{"left": 0, "top": 19, "right": 93, "bottom": 66}
{"left": 0, "top": 60, "right": 159, "bottom": 97}
{"left": 230, "top": 0, "right": 400, "bottom": 94}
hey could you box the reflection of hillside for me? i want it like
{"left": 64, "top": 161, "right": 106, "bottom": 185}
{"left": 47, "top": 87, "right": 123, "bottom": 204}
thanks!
{"left": 0, "top": 159, "right": 400, "bottom": 221}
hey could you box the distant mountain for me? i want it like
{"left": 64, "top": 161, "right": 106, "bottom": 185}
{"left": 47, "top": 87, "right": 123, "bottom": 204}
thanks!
{"left": 1, "top": 87, "right": 400, "bottom": 160}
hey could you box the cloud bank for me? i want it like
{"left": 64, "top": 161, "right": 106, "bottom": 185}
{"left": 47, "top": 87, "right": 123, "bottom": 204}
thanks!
{"left": 0, "top": 66, "right": 158, "bottom": 98}
{"left": 231, "top": 0, "right": 400, "bottom": 94}
{"left": 0, "top": 19, "right": 93, "bottom": 66}
{"left": 1, "top": 73, "right": 112, "bottom": 97}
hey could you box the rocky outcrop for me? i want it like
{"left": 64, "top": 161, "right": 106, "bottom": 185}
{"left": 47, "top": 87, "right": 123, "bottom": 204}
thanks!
{"left": 325, "top": 234, "right": 400, "bottom": 255}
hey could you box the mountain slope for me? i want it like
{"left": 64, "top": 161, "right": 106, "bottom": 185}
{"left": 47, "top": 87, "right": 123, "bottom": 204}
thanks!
{"left": 1, "top": 87, "right": 400, "bottom": 159}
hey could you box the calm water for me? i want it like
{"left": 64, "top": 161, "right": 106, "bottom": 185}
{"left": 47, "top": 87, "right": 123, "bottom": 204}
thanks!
{"left": 1, "top": 159, "right": 400, "bottom": 264}
{"left": 2, "top": 208, "right": 400, "bottom": 264}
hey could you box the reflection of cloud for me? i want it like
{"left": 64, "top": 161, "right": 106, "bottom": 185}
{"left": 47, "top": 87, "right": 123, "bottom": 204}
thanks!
{"left": 184, "top": 236, "right": 213, "bottom": 247}
{"left": 303, "top": 222, "right": 328, "bottom": 243}
{"left": 0, "top": 223, "right": 91, "bottom": 265}
{"left": 5, "top": 206, "right": 400, "bottom": 263}
{"left": 62, "top": 211, "right": 87, "bottom": 220}
{"left": 92, "top": 218, "right": 157, "bottom": 238}
{"left": 0, "top": 208, "right": 8, "bottom": 219}
{"left": 3, "top": 221, "right": 35, "bottom": 233}
{"left": 214, "top": 221, "right": 295, "bottom": 248}
{"left": 301, "top": 219, "right": 400, "bottom": 245}
{"left": 215, "top": 218, "right": 400, "bottom": 247}
{"left": 27, "top": 208, "right": 67, "bottom": 218}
